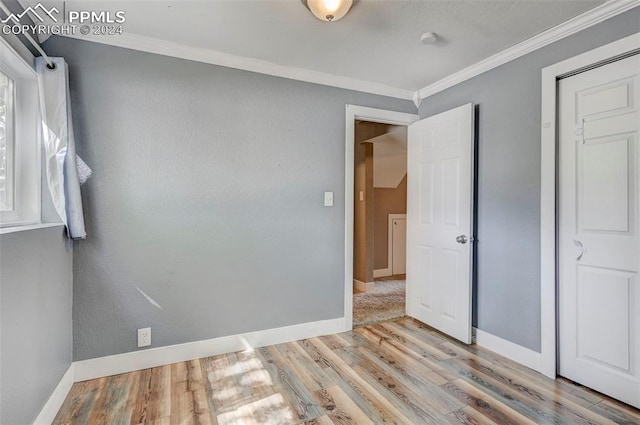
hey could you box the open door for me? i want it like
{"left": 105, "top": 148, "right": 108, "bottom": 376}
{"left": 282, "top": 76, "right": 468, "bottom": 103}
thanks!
{"left": 406, "top": 103, "right": 474, "bottom": 344}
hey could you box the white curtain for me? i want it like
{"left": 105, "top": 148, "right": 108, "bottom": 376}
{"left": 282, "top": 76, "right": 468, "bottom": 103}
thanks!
{"left": 36, "top": 57, "right": 86, "bottom": 239}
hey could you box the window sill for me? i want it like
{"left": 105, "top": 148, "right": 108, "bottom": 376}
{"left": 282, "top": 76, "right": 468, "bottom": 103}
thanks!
{"left": 0, "top": 222, "right": 64, "bottom": 235}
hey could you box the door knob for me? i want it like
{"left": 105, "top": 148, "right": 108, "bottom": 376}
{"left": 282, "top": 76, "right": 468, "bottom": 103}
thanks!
{"left": 456, "top": 235, "right": 468, "bottom": 244}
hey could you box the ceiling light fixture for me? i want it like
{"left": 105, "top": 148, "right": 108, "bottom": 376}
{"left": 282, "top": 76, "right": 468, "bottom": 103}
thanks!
{"left": 302, "top": 0, "right": 354, "bottom": 22}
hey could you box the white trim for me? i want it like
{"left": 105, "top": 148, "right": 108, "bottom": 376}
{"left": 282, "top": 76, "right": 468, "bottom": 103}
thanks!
{"left": 29, "top": 318, "right": 346, "bottom": 421}
{"left": 32, "top": 364, "right": 74, "bottom": 425}
{"left": 416, "top": 0, "right": 639, "bottom": 104}
{"left": 73, "top": 317, "right": 345, "bottom": 382}
{"left": 345, "top": 105, "right": 419, "bottom": 331}
{"left": 59, "top": 32, "right": 415, "bottom": 101}
{"left": 474, "top": 328, "right": 543, "bottom": 373}
{"left": 54, "top": 1, "right": 637, "bottom": 105}
{"left": 0, "top": 35, "right": 36, "bottom": 77}
{"left": 0, "top": 32, "right": 36, "bottom": 68}
{"left": 540, "top": 32, "right": 640, "bottom": 379}
{"left": 353, "top": 279, "right": 375, "bottom": 293}
{"left": 0, "top": 222, "right": 62, "bottom": 235}
{"left": 387, "top": 213, "right": 406, "bottom": 276}
{"left": 373, "top": 268, "right": 391, "bottom": 278}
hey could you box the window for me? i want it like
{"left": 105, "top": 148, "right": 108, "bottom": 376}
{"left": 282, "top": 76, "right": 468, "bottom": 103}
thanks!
{"left": 0, "top": 70, "right": 15, "bottom": 212}
{"left": 0, "top": 37, "right": 40, "bottom": 227}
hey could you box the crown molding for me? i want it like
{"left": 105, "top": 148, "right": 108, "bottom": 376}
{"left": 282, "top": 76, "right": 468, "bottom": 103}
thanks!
{"left": 415, "top": 0, "right": 639, "bottom": 105}
{"left": 51, "top": 0, "right": 636, "bottom": 107}
{"left": 58, "top": 32, "right": 415, "bottom": 101}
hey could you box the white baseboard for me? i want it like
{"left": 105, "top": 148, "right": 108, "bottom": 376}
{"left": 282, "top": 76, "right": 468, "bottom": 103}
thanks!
{"left": 32, "top": 363, "right": 75, "bottom": 425}
{"left": 31, "top": 318, "right": 347, "bottom": 423}
{"left": 373, "top": 268, "right": 391, "bottom": 278}
{"left": 474, "top": 328, "right": 544, "bottom": 375}
{"left": 74, "top": 317, "right": 346, "bottom": 382}
{"left": 32, "top": 322, "right": 548, "bottom": 424}
{"left": 353, "top": 279, "right": 375, "bottom": 293}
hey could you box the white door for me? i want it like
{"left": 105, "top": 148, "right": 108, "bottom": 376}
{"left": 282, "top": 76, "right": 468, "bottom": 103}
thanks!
{"left": 391, "top": 218, "right": 406, "bottom": 275}
{"left": 558, "top": 54, "right": 640, "bottom": 408}
{"left": 406, "top": 103, "right": 474, "bottom": 344}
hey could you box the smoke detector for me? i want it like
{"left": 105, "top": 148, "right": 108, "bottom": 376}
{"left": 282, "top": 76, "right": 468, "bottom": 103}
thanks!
{"left": 421, "top": 32, "right": 439, "bottom": 45}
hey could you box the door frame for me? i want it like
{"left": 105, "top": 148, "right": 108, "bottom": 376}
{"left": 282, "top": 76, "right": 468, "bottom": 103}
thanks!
{"left": 344, "top": 105, "right": 419, "bottom": 330}
{"left": 539, "top": 32, "right": 640, "bottom": 378}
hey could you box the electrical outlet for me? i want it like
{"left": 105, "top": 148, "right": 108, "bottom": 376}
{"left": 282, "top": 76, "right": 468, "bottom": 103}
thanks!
{"left": 138, "top": 327, "right": 151, "bottom": 348}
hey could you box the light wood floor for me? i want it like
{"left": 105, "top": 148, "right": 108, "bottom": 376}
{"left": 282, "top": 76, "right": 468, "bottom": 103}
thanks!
{"left": 54, "top": 318, "right": 639, "bottom": 424}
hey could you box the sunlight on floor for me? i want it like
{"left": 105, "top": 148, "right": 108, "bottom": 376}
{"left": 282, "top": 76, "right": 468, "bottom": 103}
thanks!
{"left": 205, "top": 350, "right": 297, "bottom": 424}
{"left": 216, "top": 393, "right": 294, "bottom": 425}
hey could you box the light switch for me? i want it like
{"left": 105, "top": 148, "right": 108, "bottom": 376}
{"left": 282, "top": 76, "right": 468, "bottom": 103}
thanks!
{"left": 359, "top": 191, "right": 364, "bottom": 201}
{"left": 324, "top": 191, "right": 334, "bottom": 207}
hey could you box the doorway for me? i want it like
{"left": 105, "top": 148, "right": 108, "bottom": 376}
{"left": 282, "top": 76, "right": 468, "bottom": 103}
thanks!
{"left": 405, "top": 103, "right": 476, "bottom": 344}
{"left": 343, "top": 104, "right": 475, "bottom": 341}
{"left": 352, "top": 120, "right": 408, "bottom": 326}
{"left": 343, "top": 106, "right": 419, "bottom": 331}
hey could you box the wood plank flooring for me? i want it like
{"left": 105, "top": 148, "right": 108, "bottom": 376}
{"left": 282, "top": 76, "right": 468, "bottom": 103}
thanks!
{"left": 54, "top": 318, "right": 640, "bottom": 424}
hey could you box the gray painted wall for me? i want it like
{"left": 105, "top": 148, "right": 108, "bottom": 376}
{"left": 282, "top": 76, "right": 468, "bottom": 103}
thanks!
{"left": 43, "top": 36, "right": 416, "bottom": 361}
{"left": 0, "top": 8, "right": 68, "bottom": 423}
{"left": 0, "top": 225, "right": 73, "bottom": 425}
{"left": 420, "top": 8, "right": 640, "bottom": 351}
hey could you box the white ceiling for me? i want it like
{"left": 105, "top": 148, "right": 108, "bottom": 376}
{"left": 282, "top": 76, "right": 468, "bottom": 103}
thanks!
{"left": 27, "top": 0, "right": 605, "bottom": 92}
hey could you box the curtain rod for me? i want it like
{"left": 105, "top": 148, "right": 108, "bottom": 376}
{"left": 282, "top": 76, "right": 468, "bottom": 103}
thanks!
{"left": 0, "top": 1, "right": 55, "bottom": 69}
